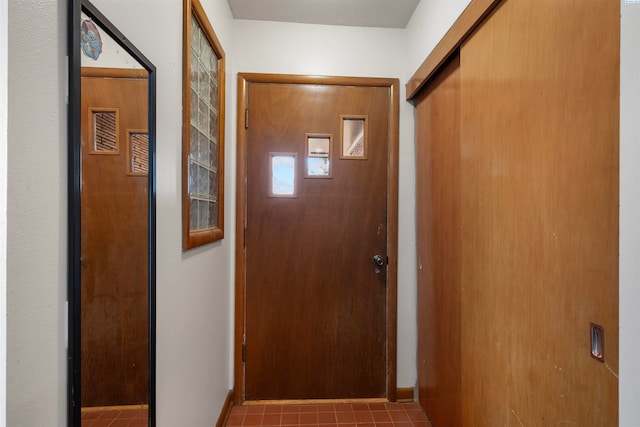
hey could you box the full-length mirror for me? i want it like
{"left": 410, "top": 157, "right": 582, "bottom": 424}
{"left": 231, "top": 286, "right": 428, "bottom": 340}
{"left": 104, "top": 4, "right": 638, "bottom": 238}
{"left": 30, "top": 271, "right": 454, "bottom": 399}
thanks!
{"left": 68, "top": 1, "right": 156, "bottom": 426}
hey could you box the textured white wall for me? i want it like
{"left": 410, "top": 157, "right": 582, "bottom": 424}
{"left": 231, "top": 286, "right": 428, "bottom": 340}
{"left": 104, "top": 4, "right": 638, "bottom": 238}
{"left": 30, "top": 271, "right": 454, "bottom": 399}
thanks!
{"left": 620, "top": 1, "right": 640, "bottom": 425}
{"left": 232, "top": 19, "right": 419, "bottom": 388}
{"left": 405, "top": 0, "right": 471, "bottom": 79}
{"left": 0, "top": 0, "right": 7, "bottom": 422}
{"left": 6, "top": 0, "right": 67, "bottom": 425}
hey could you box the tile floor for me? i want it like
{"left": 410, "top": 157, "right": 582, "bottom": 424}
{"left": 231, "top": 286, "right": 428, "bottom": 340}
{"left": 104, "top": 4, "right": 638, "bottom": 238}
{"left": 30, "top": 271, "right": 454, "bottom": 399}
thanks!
{"left": 225, "top": 402, "right": 433, "bottom": 427}
{"left": 81, "top": 407, "right": 148, "bottom": 427}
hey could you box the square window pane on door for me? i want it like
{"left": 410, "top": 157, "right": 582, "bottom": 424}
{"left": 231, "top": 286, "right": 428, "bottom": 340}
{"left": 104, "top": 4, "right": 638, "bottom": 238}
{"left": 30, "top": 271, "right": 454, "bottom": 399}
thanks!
{"left": 305, "top": 134, "right": 332, "bottom": 178}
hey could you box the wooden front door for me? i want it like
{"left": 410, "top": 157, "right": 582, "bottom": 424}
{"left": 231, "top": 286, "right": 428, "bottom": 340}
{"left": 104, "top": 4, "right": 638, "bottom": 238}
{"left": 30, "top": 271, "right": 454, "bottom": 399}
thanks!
{"left": 237, "top": 75, "right": 399, "bottom": 401}
{"left": 81, "top": 69, "right": 149, "bottom": 407}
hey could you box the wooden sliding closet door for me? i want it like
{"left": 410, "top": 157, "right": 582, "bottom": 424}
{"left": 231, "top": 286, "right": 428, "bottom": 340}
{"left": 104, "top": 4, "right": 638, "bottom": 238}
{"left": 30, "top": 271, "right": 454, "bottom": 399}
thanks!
{"left": 458, "top": 0, "right": 619, "bottom": 425}
{"left": 413, "top": 0, "right": 619, "bottom": 425}
{"left": 415, "top": 56, "right": 462, "bottom": 427}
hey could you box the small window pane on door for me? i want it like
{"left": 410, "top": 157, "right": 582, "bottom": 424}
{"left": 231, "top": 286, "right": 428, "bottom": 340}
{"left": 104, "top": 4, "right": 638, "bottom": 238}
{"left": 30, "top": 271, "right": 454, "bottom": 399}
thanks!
{"left": 93, "top": 110, "right": 118, "bottom": 153}
{"left": 270, "top": 153, "right": 297, "bottom": 197}
{"left": 129, "top": 132, "right": 148, "bottom": 174}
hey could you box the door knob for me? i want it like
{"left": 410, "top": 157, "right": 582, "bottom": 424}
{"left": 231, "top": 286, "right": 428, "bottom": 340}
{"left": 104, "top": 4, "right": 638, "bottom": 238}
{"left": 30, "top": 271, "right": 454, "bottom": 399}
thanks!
{"left": 373, "top": 255, "right": 386, "bottom": 267}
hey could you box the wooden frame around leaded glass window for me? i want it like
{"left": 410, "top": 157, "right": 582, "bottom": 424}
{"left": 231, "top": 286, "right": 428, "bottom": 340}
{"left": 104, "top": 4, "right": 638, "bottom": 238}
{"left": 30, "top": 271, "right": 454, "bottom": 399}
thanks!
{"left": 182, "top": 0, "right": 225, "bottom": 249}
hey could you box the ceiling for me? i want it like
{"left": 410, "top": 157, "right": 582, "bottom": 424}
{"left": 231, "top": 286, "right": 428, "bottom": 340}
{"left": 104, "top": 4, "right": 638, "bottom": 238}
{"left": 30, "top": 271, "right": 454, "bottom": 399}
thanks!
{"left": 226, "top": 0, "right": 421, "bottom": 29}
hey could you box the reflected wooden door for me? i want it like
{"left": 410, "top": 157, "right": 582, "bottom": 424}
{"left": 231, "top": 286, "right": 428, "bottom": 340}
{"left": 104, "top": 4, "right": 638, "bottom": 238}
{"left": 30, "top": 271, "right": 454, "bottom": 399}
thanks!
{"left": 243, "top": 80, "right": 393, "bottom": 400}
{"left": 81, "top": 70, "right": 148, "bottom": 407}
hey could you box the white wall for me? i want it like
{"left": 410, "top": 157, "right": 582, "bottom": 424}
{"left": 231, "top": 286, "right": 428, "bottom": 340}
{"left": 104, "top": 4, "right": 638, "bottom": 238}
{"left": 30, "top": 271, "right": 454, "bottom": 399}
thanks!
{"left": 0, "top": 0, "right": 8, "bottom": 422}
{"left": 405, "top": 0, "right": 471, "bottom": 78}
{"left": 89, "top": 0, "right": 235, "bottom": 425}
{"left": 232, "top": 19, "right": 418, "bottom": 388}
{"left": 619, "top": 1, "right": 640, "bottom": 425}
{"left": 6, "top": 0, "right": 67, "bottom": 425}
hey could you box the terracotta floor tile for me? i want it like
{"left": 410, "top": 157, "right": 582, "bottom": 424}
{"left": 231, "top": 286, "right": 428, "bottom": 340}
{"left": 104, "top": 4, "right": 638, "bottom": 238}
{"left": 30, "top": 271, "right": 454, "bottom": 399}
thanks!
{"left": 234, "top": 406, "right": 249, "bottom": 415}
{"left": 82, "top": 412, "right": 102, "bottom": 420}
{"left": 225, "top": 402, "right": 432, "bottom": 427}
{"left": 226, "top": 413, "right": 244, "bottom": 426}
{"left": 367, "top": 402, "right": 387, "bottom": 411}
{"left": 335, "top": 411, "right": 355, "bottom": 423}
{"left": 389, "top": 410, "right": 410, "bottom": 422}
{"left": 281, "top": 413, "right": 300, "bottom": 425}
{"left": 353, "top": 411, "right": 373, "bottom": 423}
{"left": 300, "top": 412, "right": 319, "bottom": 424}
{"left": 371, "top": 410, "right": 391, "bottom": 423}
{"left": 97, "top": 411, "right": 121, "bottom": 420}
{"left": 247, "top": 406, "right": 266, "bottom": 415}
{"left": 264, "top": 405, "right": 283, "bottom": 414}
{"left": 115, "top": 410, "right": 137, "bottom": 419}
{"left": 317, "top": 412, "right": 337, "bottom": 423}
{"left": 261, "top": 413, "right": 281, "bottom": 425}
{"left": 243, "top": 414, "right": 263, "bottom": 426}
{"left": 406, "top": 409, "right": 428, "bottom": 421}
{"left": 385, "top": 403, "right": 404, "bottom": 411}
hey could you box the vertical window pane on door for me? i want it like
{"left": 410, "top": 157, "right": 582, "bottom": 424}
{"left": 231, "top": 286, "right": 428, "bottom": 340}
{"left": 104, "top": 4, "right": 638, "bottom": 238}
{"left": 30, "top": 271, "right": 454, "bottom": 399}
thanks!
{"left": 93, "top": 110, "right": 118, "bottom": 153}
{"left": 270, "top": 153, "right": 297, "bottom": 197}
{"left": 129, "top": 132, "right": 149, "bottom": 174}
{"left": 340, "top": 115, "right": 368, "bottom": 159}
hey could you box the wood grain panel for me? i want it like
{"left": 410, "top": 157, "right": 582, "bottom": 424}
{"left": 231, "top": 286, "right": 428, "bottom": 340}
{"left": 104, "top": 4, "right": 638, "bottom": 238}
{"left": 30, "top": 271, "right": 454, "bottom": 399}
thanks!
{"left": 415, "top": 56, "right": 462, "bottom": 427}
{"left": 81, "top": 73, "right": 149, "bottom": 407}
{"left": 245, "top": 82, "right": 389, "bottom": 400}
{"left": 458, "top": 0, "right": 619, "bottom": 425}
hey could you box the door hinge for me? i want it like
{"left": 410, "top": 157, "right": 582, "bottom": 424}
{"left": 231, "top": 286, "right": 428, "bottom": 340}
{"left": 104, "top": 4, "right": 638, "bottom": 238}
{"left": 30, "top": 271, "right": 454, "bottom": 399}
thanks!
{"left": 242, "top": 343, "right": 247, "bottom": 363}
{"left": 245, "top": 109, "right": 249, "bottom": 129}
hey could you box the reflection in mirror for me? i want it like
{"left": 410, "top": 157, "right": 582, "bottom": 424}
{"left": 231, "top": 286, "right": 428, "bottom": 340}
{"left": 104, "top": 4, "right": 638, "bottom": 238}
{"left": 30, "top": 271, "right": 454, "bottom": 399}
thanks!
{"left": 90, "top": 109, "right": 119, "bottom": 153}
{"left": 340, "top": 115, "right": 367, "bottom": 159}
{"left": 306, "top": 135, "right": 332, "bottom": 178}
{"left": 128, "top": 131, "right": 149, "bottom": 175}
{"left": 69, "top": 1, "right": 156, "bottom": 426}
{"left": 270, "top": 153, "right": 297, "bottom": 197}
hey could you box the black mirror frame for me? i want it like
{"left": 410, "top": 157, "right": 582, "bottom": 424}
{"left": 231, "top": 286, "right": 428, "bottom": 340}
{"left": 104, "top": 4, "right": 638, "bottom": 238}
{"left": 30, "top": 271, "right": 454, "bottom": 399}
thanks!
{"left": 67, "top": 0, "right": 157, "bottom": 425}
